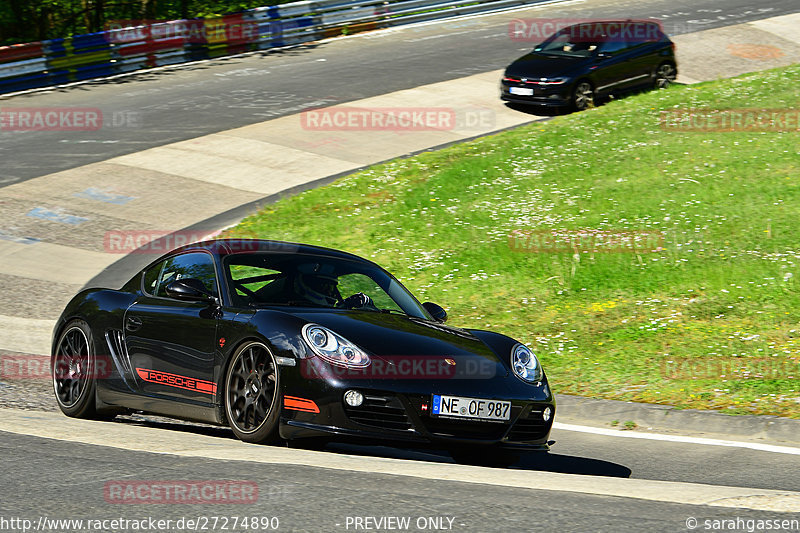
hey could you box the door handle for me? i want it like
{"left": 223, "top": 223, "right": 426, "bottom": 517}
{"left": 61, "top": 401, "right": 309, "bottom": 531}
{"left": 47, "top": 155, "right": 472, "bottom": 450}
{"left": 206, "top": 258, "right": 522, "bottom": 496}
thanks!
{"left": 125, "top": 316, "right": 143, "bottom": 332}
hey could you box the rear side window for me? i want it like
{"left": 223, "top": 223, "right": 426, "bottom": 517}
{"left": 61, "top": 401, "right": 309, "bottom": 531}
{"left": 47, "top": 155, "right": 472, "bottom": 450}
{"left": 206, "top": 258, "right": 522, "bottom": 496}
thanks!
{"left": 631, "top": 22, "right": 665, "bottom": 45}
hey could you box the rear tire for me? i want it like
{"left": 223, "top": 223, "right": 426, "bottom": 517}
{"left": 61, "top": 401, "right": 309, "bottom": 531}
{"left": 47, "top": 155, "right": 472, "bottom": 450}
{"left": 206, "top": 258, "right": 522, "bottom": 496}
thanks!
{"left": 224, "top": 341, "right": 281, "bottom": 444}
{"left": 52, "top": 320, "right": 100, "bottom": 419}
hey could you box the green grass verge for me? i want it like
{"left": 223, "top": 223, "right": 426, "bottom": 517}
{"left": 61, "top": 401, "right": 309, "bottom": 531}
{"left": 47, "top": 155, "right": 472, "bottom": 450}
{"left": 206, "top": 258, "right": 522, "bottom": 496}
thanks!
{"left": 223, "top": 64, "right": 800, "bottom": 418}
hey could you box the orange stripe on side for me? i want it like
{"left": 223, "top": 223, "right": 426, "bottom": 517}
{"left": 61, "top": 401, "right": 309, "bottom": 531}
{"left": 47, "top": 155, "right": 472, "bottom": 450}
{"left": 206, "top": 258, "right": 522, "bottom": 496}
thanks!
{"left": 196, "top": 381, "right": 217, "bottom": 394}
{"left": 283, "top": 395, "right": 320, "bottom": 413}
{"left": 134, "top": 367, "right": 217, "bottom": 395}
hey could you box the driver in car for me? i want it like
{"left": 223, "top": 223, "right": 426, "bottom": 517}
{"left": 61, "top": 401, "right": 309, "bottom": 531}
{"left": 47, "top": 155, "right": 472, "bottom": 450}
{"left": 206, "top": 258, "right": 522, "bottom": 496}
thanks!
{"left": 294, "top": 273, "right": 342, "bottom": 306}
{"left": 294, "top": 273, "right": 374, "bottom": 309}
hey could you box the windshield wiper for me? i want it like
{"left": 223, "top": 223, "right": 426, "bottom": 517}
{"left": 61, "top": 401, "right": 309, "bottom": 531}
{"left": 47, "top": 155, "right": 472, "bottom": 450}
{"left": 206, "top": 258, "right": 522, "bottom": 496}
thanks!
{"left": 340, "top": 306, "right": 407, "bottom": 316}
{"left": 379, "top": 308, "right": 408, "bottom": 316}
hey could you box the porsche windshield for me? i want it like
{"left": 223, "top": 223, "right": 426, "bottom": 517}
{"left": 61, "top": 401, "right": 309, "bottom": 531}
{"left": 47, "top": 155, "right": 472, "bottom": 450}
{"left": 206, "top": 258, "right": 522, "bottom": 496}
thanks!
{"left": 223, "top": 252, "right": 429, "bottom": 318}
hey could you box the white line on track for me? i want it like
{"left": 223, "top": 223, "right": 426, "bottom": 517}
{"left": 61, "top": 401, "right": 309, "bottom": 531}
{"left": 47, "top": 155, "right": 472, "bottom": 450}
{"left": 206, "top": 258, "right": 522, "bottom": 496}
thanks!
{"left": 553, "top": 422, "right": 800, "bottom": 455}
{"left": 2, "top": 408, "right": 800, "bottom": 513}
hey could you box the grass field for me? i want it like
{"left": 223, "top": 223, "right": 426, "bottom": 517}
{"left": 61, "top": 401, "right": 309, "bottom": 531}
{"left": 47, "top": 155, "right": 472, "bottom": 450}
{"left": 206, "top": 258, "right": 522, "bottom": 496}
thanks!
{"left": 223, "top": 64, "right": 800, "bottom": 418}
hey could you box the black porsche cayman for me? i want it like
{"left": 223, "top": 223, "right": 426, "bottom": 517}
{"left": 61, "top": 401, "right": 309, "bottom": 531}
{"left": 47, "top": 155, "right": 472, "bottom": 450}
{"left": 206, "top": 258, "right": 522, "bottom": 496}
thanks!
{"left": 52, "top": 239, "right": 555, "bottom": 462}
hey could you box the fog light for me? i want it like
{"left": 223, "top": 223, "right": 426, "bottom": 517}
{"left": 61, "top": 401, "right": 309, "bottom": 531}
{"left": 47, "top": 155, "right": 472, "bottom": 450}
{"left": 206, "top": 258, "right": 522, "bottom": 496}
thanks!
{"left": 344, "top": 390, "right": 364, "bottom": 407}
{"left": 543, "top": 406, "right": 552, "bottom": 422}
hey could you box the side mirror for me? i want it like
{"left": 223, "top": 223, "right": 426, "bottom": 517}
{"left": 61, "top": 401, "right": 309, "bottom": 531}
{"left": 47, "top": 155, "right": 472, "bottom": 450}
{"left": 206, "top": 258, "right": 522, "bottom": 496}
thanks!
{"left": 165, "top": 278, "right": 215, "bottom": 302}
{"left": 422, "top": 302, "right": 447, "bottom": 323}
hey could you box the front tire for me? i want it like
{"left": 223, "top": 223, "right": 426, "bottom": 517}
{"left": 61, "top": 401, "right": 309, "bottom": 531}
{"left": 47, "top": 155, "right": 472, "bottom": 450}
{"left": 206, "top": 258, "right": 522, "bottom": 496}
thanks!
{"left": 571, "top": 81, "right": 594, "bottom": 111}
{"left": 52, "top": 320, "right": 99, "bottom": 418}
{"left": 224, "top": 341, "right": 281, "bottom": 444}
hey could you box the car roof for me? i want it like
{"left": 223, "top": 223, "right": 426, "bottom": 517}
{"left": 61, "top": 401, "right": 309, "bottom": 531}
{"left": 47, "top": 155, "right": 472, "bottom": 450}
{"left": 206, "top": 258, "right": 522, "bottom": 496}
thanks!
{"left": 555, "top": 19, "right": 667, "bottom": 38}
{"left": 557, "top": 20, "right": 665, "bottom": 31}
{"left": 169, "top": 238, "right": 372, "bottom": 263}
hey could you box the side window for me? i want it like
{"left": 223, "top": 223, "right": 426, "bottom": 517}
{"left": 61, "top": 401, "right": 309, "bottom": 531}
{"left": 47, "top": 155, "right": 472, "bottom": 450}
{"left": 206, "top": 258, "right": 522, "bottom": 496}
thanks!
{"left": 643, "top": 23, "right": 663, "bottom": 44}
{"left": 228, "top": 264, "right": 287, "bottom": 305}
{"left": 155, "top": 252, "right": 218, "bottom": 298}
{"left": 229, "top": 264, "right": 282, "bottom": 295}
{"left": 142, "top": 261, "right": 164, "bottom": 296}
{"left": 598, "top": 36, "right": 627, "bottom": 54}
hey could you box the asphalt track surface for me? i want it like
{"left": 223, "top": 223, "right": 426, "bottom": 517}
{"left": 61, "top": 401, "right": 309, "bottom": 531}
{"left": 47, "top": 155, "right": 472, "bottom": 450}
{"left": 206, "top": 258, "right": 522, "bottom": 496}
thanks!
{"left": 0, "top": 431, "right": 778, "bottom": 533}
{"left": 1, "top": 0, "right": 798, "bottom": 185}
{"left": 0, "top": 423, "right": 799, "bottom": 533}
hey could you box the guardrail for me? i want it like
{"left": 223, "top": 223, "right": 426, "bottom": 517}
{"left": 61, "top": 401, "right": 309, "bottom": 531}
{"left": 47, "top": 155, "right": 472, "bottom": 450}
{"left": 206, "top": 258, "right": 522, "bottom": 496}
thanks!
{"left": 0, "top": 0, "right": 549, "bottom": 95}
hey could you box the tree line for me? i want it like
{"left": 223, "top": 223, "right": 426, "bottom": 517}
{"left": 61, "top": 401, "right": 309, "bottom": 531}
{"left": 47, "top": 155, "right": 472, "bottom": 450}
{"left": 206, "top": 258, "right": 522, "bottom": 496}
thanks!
{"left": 1, "top": 0, "right": 289, "bottom": 46}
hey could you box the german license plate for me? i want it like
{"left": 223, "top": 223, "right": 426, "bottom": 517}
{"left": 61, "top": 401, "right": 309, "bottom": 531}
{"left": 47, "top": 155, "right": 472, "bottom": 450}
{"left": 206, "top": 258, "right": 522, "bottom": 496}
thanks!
{"left": 510, "top": 87, "right": 534, "bottom": 96}
{"left": 431, "top": 395, "right": 511, "bottom": 421}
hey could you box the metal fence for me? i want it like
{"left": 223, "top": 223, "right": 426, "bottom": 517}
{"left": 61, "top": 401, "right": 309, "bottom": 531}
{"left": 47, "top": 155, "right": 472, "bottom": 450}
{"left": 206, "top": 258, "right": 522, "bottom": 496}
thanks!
{"left": 0, "top": 0, "right": 550, "bottom": 94}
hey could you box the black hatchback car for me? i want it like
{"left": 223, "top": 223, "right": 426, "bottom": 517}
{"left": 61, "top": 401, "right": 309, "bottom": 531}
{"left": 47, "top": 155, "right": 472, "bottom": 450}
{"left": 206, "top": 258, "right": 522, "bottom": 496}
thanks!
{"left": 501, "top": 20, "right": 677, "bottom": 110}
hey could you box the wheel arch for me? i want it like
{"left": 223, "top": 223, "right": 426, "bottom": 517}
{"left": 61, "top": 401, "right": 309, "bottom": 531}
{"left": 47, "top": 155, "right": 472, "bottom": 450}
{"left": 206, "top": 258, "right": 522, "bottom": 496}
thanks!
{"left": 51, "top": 288, "right": 135, "bottom": 363}
{"left": 218, "top": 335, "right": 285, "bottom": 443}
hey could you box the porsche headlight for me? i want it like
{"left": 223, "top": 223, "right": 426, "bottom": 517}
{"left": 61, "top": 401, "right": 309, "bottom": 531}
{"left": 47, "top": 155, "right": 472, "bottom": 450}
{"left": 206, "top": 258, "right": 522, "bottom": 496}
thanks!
{"left": 511, "top": 343, "right": 543, "bottom": 383}
{"left": 302, "top": 324, "right": 370, "bottom": 368}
